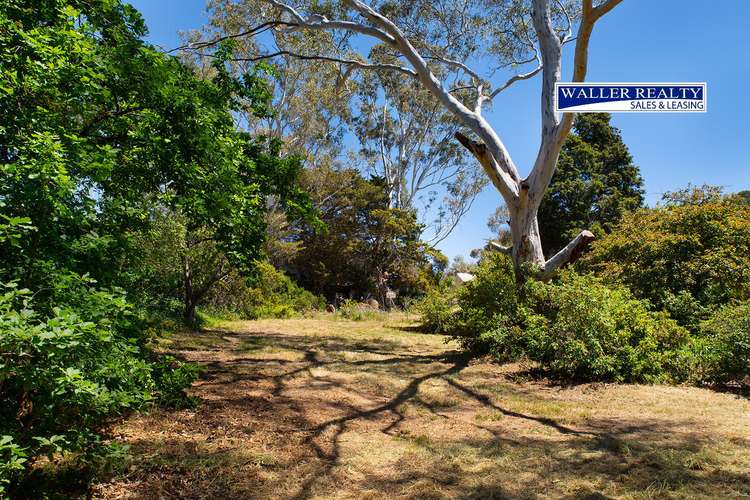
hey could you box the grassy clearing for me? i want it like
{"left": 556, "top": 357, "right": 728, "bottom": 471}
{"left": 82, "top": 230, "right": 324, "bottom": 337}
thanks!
{"left": 93, "top": 313, "right": 750, "bottom": 499}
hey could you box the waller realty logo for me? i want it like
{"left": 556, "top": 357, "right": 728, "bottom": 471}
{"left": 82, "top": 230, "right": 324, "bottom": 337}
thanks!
{"left": 555, "top": 83, "right": 706, "bottom": 113}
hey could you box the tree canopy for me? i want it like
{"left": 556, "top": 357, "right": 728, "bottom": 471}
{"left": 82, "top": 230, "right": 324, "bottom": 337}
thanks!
{"left": 537, "top": 113, "right": 644, "bottom": 257}
{"left": 283, "top": 165, "right": 445, "bottom": 303}
{"left": 581, "top": 186, "right": 750, "bottom": 330}
{"left": 0, "top": 0, "right": 314, "bottom": 319}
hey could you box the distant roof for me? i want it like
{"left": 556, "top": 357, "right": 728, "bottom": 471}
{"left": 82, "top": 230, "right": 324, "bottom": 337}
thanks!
{"left": 455, "top": 272, "right": 476, "bottom": 283}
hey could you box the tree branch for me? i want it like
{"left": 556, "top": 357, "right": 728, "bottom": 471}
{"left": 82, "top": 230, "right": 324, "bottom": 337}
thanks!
{"left": 489, "top": 63, "right": 543, "bottom": 99}
{"left": 267, "top": 0, "right": 396, "bottom": 44}
{"left": 537, "top": 230, "right": 594, "bottom": 279}
{"left": 454, "top": 132, "right": 519, "bottom": 204}
{"left": 231, "top": 50, "right": 417, "bottom": 77}
{"left": 486, "top": 240, "right": 512, "bottom": 255}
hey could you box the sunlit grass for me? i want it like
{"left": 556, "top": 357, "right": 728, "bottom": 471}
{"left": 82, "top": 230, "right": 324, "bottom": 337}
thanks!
{"left": 94, "top": 313, "right": 750, "bottom": 499}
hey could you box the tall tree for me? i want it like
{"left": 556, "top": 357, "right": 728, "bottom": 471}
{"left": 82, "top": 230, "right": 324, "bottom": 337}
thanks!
{"left": 179, "top": 0, "right": 624, "bottom": 280}
{"left": 202, "top": 0, "right": 485, "bottom": 244}
{"left": 354, "top": 70, "right": 486, "bottom": 243}
{"left": 537, "top": 113, "right": 644, "bottom": 256}
{"left": 0, "top": 0, "right": 313, "bottom": 322}
{"left": 198, "top": 0, "right": 352, "bottom": 161}
{"left": 286, "top": 166, "right": 444, "bottom": 303}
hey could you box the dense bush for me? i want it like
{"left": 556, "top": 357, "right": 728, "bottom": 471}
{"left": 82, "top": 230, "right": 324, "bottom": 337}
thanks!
{"left": 448, "top": 253, "right": 526, "bottom": 353}
{"left": 522, "top": 273, "right": 689, "bottom": 382}
{"left": 443, "top": 254, "right": 691, "bottom": 383}
{"left": 0, "top": 280, "right": 198, "bottom": 495}
{"left": 681, "top": 301, "right": 750, "bottom": 385}
{"left": 412, "top": 281, "right": 455, "bottom": 333}
{"left": 205, "top": 262, "right": 324, "bottom": 319}
{"left": 580, "top": 190, "right": 750, "bottom": 330}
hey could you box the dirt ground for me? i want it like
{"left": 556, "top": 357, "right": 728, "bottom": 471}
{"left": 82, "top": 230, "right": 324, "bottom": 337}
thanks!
{"left": 92, "top": 314, "right": 750, "bottom": 499}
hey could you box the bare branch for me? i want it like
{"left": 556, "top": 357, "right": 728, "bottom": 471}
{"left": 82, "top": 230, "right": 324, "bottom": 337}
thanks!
{"left": 592, "top": 0, "right": 624, "bottom": 20}
{"left": 489, "top": 63, "right": 543, "bottom": 99}
{"left": 168, "top": 22, "right": 291, "bottom": 53}
{"left": 486, "top": 240, "right": 512, "bottom": 255}
{"left": 423, "top": 54, "right": 483, "bottom": 82}
{"left": 231, "top": 50, "right": 418, "bottom": 77}
{"left": 555, "top": 0, "right": 573, "bottom": 42}
{"left": 537, "top": 230, "right": 594, "bottom": 279}
{"left": 267, "top": 0, "right": 396, "bottom": 44}
{"left": 455, "top": 131, "right": 518, "bottom": 203}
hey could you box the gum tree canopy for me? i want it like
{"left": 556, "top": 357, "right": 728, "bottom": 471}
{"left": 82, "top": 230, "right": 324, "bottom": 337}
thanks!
{"left": 185, "top": 0, "right": 623, "bottom": 278}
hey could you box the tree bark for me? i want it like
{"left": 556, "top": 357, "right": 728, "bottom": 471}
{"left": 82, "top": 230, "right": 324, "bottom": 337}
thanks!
{"left": 182, "top": 255, "right": 197, "bottom": 325}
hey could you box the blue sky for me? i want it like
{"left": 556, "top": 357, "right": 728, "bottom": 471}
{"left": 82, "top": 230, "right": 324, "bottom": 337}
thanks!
{"left": 130, "top": 0, "right": 750, "bottom": 262}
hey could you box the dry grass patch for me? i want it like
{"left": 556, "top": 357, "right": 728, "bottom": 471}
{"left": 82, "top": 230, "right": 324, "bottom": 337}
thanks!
{"left": 93, "top": 314, "right": 750, "bottom": 499}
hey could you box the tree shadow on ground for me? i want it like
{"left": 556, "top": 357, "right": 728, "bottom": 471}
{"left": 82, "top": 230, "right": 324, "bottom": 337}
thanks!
{"left": 97, "top": 325, "right": 750, "bottom": 499}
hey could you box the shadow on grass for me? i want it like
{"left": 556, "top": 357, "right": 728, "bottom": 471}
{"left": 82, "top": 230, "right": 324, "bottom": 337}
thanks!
{"left": 105, "top": 325, "right": 750, "bottom": 499}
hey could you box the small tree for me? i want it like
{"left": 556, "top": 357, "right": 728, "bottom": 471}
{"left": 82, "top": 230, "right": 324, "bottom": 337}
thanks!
{"left": 286, "top": 165, "right": 442, "bottom": 303}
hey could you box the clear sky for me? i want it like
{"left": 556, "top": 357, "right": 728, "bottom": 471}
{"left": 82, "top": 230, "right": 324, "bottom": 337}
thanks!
{"left": 129, "top": 0, "right": 750, "bottom": 262}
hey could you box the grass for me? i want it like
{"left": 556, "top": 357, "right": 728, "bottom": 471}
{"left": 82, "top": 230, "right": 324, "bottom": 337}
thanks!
{"left": 93, "top": 313, "right": 750, "bottom": 499}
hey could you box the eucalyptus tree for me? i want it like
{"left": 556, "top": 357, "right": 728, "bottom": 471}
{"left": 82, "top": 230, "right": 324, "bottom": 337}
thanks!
{"left": 181, "top": 0, "right": 624, "bottom": 279}
{"left": 188, "top": 0, "right": 353, "bottom": 162}
{"left": 354, "top": 69, "right": 486, "bottom": 243}
{"left": 200, "top": 1, "right": 486, "bottom": 244}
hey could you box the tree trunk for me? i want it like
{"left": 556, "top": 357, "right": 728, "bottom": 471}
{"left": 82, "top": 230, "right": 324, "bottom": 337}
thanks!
{"left": 182, "top": 255, "right": 197, "bottom": 325}
{"left": 508, "top": 206, "right": 546, "bottom": 272}
{"left": 184, "top": 300, "right": 197, "bottom": 325}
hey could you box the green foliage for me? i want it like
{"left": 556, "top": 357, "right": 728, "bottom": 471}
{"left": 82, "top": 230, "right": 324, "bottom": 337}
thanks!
{"left": 445, "top": 255, "right": 690, "bottom": 383}
{"left": 413, "top": 281, "right": 455, "bottom": 333}
{"left": 204, "top": 261, "right": 324, "bottom": 320}
{"left": 287, "top": 166, "right": 444, "bottom": 303}
{"left": 449, "top": 253, "right": 525, "bottom": 351}
{"left": 581, "top": 187, "right": 750, "bottom": 330}
{"left": 0, "top": 436, "right": 26, "bottom": 496}
{"left": 0, "top": 280, "right": 198, "bottom": 495}
{"left": 538, "top": 113, "right": 644, "bottom": 257}
{"left": 0, "top": 0, "right": 315, "bottom": 323}
{"left": 522, "top": 273, "right": 689, "bottom": 382}
{"left": 150, "top": 356, "right": 201, "bottom": 409}
{"left": 681, "top": 301, "right": 750, "bottom": 385}
{"left": 243, "top": 262, "right": 325, "bottom": 319}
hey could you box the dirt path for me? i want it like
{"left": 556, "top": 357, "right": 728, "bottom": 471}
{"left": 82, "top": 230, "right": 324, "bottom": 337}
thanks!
{"left": 93, "top": 315, "right": 750, "bottom": 499}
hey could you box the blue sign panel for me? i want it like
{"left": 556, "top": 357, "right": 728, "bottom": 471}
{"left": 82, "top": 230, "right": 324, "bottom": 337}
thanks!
{"left": 555, "top": 83, "right": 706, "bottom": 113}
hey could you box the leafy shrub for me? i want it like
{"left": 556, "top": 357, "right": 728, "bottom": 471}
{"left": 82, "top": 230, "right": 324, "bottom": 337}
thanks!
{"left": 522, "top": 273, "right": 689, "bottom": 382}
{"left": 580, "top": 190, "right": 750, "bottom": 329}
{"left": 680, "top": 301, "right": 750, "bottom": 385}
{"left": 448, "top": 254, "right": 690, "bottom": 383}
{"left": 448, "top": 253, "right": 526, "bottom": 353}
{"left": 0, "top": 436, "right": 26, "bottom": 496}
{"left": 205, "top": 262, "right": 324, "bottom": 319}
{"left": 413, "top": 282, "right": 455, "bottom": 333}
{"left": 0, "top": 280, "right": 198, "bottom": 494}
